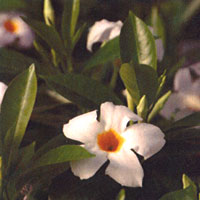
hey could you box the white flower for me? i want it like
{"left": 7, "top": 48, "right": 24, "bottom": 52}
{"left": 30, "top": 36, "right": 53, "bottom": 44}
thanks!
{"left": 0, "top": 82, "right": 7, "bottom": 107}
{"left": 160, "top": 63, "right": 200, "bottom": 120}
{"left": 87, "top": 19, "right": 164, "bottom": 61}
{"left": 0, "top": 12, "right": 34, "bottom": 48}
{"left": 87, "top": 19, "right": 123, "bottom": 52}
{"left": 63, "top": 102, "right": 165, "bottom": 187}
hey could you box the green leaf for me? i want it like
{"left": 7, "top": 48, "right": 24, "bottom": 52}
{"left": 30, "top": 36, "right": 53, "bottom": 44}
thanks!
{"left": 70, "top": 0, "right": 80, "bottom": 37}
{"left": 33, "top": 135, "right": 66, "bottom": 161}
{"left": 84, "top": 37, "right": 120, "bottom": 71}
{"left": 22, "top": 17, "right": 66, "bottom": 57}
{"left": 43, "top": 73, "right": 122, "bottom": 109}
{"left": 156, "top": 72, "right": 166, "bottom": 97}
{"left": 116, "top": 189, "right": 125, "bottom": 200}
{"left": 159, "top": 174, "right": 197, "bottom": 200}
{"left": 0, "top": 0, "right": 26, "bottom": 10}
{"left": 43, "top": 0, "right": 55, "bottom": 26}
{"left": 148, "top": 90, "right": 171, "bottom": 122}
{"left": 120, "top": 11, "right": 157, "bottom": 70}
{"left": 0, "top": 64, "right": 37, "bottom": 151}
{"left": 0, "top": 48, "right": 39, "bottom": 75}
{"left": 16, "top": 142, "right": 35, "bottom": 171}
{"left": 61, "top": 0, "right": 80, "bottom": 48}
{"left": 151, "top": 6, "right": 166, "bottom": 46}
{"left": 120, "top": 63, "right": 158, "bottom": 105}
{"left": 137, "top": 95, "right": 148, "bottom": 120}
{"left": 120, "top": 63, "right": 140, "bottom": 105}
{"left": 167, "top": 112, "right": 200, "bottom": 130}
{"left": 72, "top": 23, "right": 86, "bottom": 49}
{"left": 32, "top": 145, "right": 94, "bottom": 168}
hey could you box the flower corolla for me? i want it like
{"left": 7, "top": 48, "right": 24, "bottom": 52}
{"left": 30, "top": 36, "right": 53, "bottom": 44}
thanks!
{"left": 63, "top": 102, "right": 165, "bottom": 187}
{"left": 0, "top": 12, "right": 34, "bottom": 48}
{"left": 161, "top": 62, "right": 200, "bottom": 120}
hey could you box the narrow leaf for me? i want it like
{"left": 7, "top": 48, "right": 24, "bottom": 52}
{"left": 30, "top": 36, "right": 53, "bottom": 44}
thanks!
{"left": 43, "top": 0, "right": 55, "bottom": 26}
{"left": 43, "top": 73, "right": 122, "bottom": 109}
{"left": 167, "top": 112, "right": 200, "bottom": 130}
{"left": 70, "top": 0, "right": 80, "bottom": 37}
{"left": 148, "top": 91, "right": 171, "bottom": 122}
{"left": 1, "top": 64, "right": 37, "bottom": 149}
{"left": 0, "top": 48, "right": 39, "bottom": 75}
{"left": 23, "top": 17, "right": 66, "bottom": 57}
{"left": 32, "top": 145, "right": 94, "bottom": 168}
{"left": 137, "top": 95, "right": 148, "bottom": 120}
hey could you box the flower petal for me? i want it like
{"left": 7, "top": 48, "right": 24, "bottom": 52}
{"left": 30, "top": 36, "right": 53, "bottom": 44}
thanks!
{"left": 100, "top": 102, "right": 142, "bottom": 133}
{"left": 63, "top": 110, "right": 103, "bottom": 144}
{"left": 174, "top": 68, "right": 192, "bottom": 92}
{"left": 0, "top": 82, "right": 7, "bottom": 106}
{"left": 70, "top": 145, "right": 107, "bottom": 179}
{"left": 87, "top": 19, "right": 122, "bottom": 51}
{"left": 160, "top": 93, "right": 185, "bottom": 120}
{"left": 106, "top": 148, "right": 144, "bottom": 187}
{"left": 123, "top": 123, "right": 165, "bottom": 159}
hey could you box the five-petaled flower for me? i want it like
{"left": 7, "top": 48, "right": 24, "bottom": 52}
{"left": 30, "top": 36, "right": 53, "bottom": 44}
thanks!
{"left": 63, "top": 102, "right": 165, "bottom": 187}
{"left": 0, "top": 12, "right": 34, "bottom": 48}
{"left": 160, "top": 62, "right": 200, "bottom": 121}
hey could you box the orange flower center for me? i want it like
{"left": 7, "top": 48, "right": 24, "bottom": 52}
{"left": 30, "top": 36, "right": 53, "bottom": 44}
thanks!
{"left": 97, "top": 129, "right": 124, "bottom": 152}
{"left": 3, "top": 19, "right": 18, "bottom": 33}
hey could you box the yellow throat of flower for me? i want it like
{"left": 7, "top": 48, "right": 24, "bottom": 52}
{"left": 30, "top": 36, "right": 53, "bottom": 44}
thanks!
{"left": 4, "top": 19, "right": 18, "bottom": 33}
{"left": 97, "top": 129, "right": 124, "bottom": 153}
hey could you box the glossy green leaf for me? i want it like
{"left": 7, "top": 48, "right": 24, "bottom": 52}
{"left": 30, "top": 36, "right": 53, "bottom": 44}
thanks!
{"left": 148, "top": 90, "right": 171, "bottom": 122}
{"left": 22, "top": 17, "right": 66, "bottom": 57}
{"left": 32, "top": 145, "right": 94, "bottom": 168}
{"left": 0, "top": 48, "right": 39, "bottom": 75}
{"left": 120, "top": 63, "right": 158, "bottom": 105}
{"left": 84, "top": 37, "right": 120, "bottom": 71}
{"left": 120, "top": 11, "right": 157, "bottom": 70}
{"left": 44, "top": 73, "right": 122, "bottom": 109}
{"left": 43, "top": 0, "right": 55, "bottom": 26}
{"left": 1, "top": 64, "right": 37, "bottom": 150}
{"left": 167, "top": 112, "right": 200, "bottom": 130}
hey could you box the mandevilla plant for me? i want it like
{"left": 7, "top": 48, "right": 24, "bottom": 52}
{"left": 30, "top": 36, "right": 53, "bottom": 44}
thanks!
{"left": 0, "top": 0, "right": 200, "bottom": 199}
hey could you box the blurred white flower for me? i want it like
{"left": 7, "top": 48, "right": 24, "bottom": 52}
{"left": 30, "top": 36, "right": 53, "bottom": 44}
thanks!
{"left": 160, "top": 63, "right": 200, "bottom": 120}
{"left": 0, "top": 12, "right": 34, "bottom": 48}
{"left": 87, "top": 19, "right": 164, "bottom": 61}
{"left": 87, "top": 19, "right": 123, "bottom": 52}
{"left": 0, "top": 82, "right": 7, "bottom": 107}
{"left": 63, "top": 102, "right": 165, "bottom": 187}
